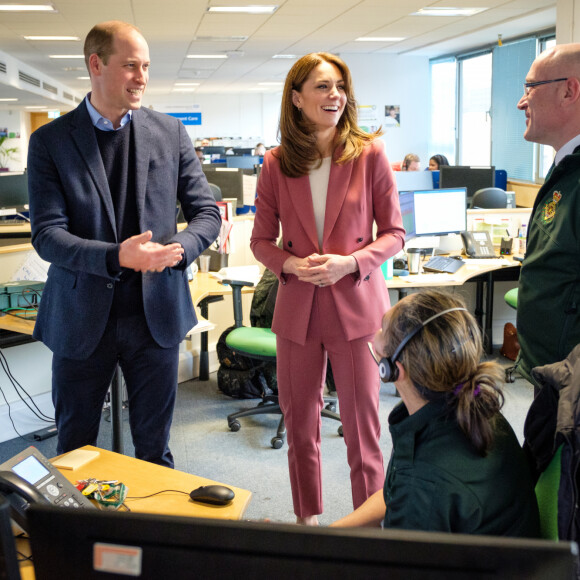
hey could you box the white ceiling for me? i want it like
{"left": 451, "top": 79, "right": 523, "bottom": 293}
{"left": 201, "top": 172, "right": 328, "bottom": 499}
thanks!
{"left": 0, "top": 0, "right": 556, "bottom": 111}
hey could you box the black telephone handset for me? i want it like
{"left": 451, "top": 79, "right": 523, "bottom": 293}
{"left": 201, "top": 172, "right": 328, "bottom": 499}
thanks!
{"left": 0, "top": 446, "right": 95, "bottom": 533}
{"left": 461, "top": 231, "right": 496, "bottom": 258}
{"left": 0, "top": 470, "right": 49, "bottom": 532}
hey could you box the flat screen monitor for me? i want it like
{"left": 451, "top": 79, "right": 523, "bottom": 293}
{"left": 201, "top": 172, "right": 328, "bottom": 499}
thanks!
{"left": 232, "top": 147, "right": 254, "bottom": 156}
{"left": 394, "top": 170, "right": 433, "bottom": 193}
{"left": 0, "top": 172, "right": 28, "bottom": 208}
{"left": 0, "top": 497, "right": 20, "bottom": 580}
{"left": 201, "top": 167, "right": 243, "bottom": 205}
{"left": 439, "top": 165, "right": 495, "bottom": 201}
{"left": 202, "top": 146, "right": 226, "bottom": 156}
{"left": 413, "top": 188, "right": 467, "bottom": 236}
{"left": 398, "top": 190, "right": 415, "bottom": 241}
{"left": 27, "top": 506, "right": 578, "bottom": 579}
{"left": 226, "top": 156, "right": 261, "bottom": 170}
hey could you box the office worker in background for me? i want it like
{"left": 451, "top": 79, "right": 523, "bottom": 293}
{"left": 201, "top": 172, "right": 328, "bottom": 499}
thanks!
{"left": 195, "top": 146, "right": 205, "bottom": 162}
{"left": 27, "top": 21, "right": 221, "bottom": 467}
{"left": 255, "top": 142, "right": 266, "bottom": 156}
{"left": 428, "top": 154, "right": 449, "bottom": 170}
{"left": 251, "top": 52, "right": 405, "bottom": 525}
{"left": 332, "top": 290, "right": 540, "bottom": 537}
{"left": 402, "top": 153, "right": 420, "bottom": 171}
{"left": 515, "top": 43, "right": 580, "bottom": 389}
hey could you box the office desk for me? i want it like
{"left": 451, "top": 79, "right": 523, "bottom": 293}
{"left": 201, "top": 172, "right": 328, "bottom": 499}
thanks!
{"left": 18, "top": 444, "right": 252, "bottom": 579}
{"left": 386, "top": 256, "right": 521, "bottom": 354}
{"left": 188, "top": 272, "right": 254, "bottom": 380}
{"left": 0, "top": 222, "right": 31, "bottom": 239}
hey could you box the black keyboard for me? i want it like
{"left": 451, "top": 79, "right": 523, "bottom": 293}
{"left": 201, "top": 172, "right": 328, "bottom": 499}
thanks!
{"left": 423, "top": 256, "right": 465, "bottom": 274}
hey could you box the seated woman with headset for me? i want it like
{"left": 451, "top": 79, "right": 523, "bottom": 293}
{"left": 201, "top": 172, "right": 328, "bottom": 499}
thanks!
{"left": 332, "top": 289, "right": 540, "bottom": 537}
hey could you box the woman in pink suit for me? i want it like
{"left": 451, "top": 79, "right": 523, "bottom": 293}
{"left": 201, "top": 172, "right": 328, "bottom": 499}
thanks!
{"left": 250, "top": 52, "right": 405, "bottom": 525}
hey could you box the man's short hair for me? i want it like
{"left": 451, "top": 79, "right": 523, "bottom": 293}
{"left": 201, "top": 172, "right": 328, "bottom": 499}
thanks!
{"left": 84, "top": 21, "right": 141, "bottom": 72}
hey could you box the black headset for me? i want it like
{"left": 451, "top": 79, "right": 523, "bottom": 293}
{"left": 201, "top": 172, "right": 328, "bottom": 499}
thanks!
{"left": 378, "top": 307, "right": 468, "bottom": 383}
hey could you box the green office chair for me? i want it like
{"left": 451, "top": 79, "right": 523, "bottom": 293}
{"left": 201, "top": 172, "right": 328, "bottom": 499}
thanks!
{"left": 222, "top": 279, "right": 342, "bottom": 449}
{"left": 535, "top": 444, "right": 562, "bottom": 541}
{"left": 504, "top": 287, "right": 519, "bottom": 383}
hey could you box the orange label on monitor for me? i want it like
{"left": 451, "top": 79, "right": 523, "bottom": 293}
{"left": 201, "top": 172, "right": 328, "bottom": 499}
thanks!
{"left": 93, "top": 543, "right": 142, "bottom": 576}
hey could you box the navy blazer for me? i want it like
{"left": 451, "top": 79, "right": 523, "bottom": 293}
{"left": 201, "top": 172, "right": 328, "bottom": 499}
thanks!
{"left": 27, "top": 101, "right": 221, "bottom": 360}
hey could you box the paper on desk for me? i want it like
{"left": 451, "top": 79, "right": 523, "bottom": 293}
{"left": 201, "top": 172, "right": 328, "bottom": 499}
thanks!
{"left": 242, "top": 174, "right": 257, "bottom": 206}
{"left": 11, "top": 251, "right": 50, "bottom": 282}
{"left": 211, "top": 265, "right": 261, "bottom": 285}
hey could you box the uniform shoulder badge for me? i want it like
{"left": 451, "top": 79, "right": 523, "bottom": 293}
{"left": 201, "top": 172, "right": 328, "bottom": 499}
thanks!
{"left": 542, "top": 191, "right": 562, "bottom": 224}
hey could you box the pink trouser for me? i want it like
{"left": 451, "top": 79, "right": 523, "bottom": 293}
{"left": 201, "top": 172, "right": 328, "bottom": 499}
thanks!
{"left": 276, "top": 287, "right": 385, "bottom": 518}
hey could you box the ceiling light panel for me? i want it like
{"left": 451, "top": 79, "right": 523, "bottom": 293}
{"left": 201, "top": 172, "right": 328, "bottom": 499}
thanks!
{"left": 207, "top": 6, "right": 278, "bottom": 14}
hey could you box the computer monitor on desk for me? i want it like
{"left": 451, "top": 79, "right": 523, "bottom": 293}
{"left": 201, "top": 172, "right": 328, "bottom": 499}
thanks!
{"left": 406, "top": 187, "right": 467, "bottom": 253}
{"left": 0, "top": 172, "right": 28, "bottom": 212}
{"left": 27, "top": 505, "right": 578, "bottom": 579}
{"left": 394, "top": 170, "right": 434, "bottom": 193}
{"left": 439, "top": 165, "right": 495, "bottom": 204}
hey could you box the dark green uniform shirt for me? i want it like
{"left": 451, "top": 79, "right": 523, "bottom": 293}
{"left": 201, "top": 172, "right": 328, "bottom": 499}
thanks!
{"left": 383, "top": 400, "right": 540, "bottom": 537}
{"left": 517, "top": 149, "right": 580, "bottom": 383}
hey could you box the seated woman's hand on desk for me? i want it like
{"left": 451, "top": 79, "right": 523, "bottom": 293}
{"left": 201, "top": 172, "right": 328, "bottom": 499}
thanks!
{"left": 283, "top": 253, "right": 358, "bottom": 286}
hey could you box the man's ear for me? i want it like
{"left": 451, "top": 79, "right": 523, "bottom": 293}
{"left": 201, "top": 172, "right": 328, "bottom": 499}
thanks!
{"left": 88, "top": 53, "right": 102, "bottom": 77}
{"left": 563, "top": 77, "right": 580, "bottom": 105}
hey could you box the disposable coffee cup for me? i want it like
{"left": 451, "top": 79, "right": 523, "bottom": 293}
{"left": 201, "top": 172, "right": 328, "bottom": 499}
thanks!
{"left": 406, "top": 248, "right": 422, "bottom": 274}
{"left": 199, "top": 254, "right": 211, "bottom": 273}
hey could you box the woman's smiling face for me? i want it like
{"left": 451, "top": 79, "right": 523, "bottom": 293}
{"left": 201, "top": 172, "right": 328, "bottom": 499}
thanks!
{"left": 292, "top": 60, "right": 347, "bottom": 134}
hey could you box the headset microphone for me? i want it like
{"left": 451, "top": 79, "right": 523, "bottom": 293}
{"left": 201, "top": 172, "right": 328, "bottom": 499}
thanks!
{"left": 378, "top": 307, "right": 467, "bottom": 383}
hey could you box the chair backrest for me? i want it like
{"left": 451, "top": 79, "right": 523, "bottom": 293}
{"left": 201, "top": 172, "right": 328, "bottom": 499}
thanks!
{"left": 470, "top": 187, "right": 507, "bottom": 209}
{"left": 535, "top": 444, "right": 562, "bottom": 541}
{"left": 208, "top": 182, "right": 222, "bottom": 201}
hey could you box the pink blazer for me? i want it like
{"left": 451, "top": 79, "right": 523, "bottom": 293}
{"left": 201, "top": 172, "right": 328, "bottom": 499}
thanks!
{"left": 251, "top": 139, "right": 405, "bottom": 345}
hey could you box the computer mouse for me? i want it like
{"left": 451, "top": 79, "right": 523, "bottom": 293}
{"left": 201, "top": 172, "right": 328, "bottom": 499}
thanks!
{"left": 189, "top": 485, "right": 235, "bottom": 506}
{"left": 451, "top": 255, "right": 464, "bottom": 261}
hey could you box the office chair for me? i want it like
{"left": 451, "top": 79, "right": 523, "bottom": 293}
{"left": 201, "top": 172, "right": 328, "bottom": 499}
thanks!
{"left": 208, "top": 182, "right": 222, "bottom": 201}
{"left": 535, "top": 444, "right": 562, "bottom": 541}
{"left": 503, "top": 287, "right": 519, "bottom": 382}
{"left": 471, "top": 187, "right": 507, "bottom": 209}
{"left": 222, "top": 279, "right": 342, "bottom": 449}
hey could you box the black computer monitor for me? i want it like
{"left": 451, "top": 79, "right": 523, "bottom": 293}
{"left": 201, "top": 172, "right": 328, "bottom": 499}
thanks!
{"left": 0, "top": 497, "right": 20, "bottom": 580}
{"left": 201, "top": 167, "right": 244, "bottom": 205}
{"left": 413, "top": 187, "right": 467, "bottom": 237}
{"left": 232, "top": 147, "right": 254, "bottom": 156}
{"left": 202, "top": 146, "right": 227, "bottom": 156}
{"left": 439, "top": 165, "right": 495, "bottom": 202}
{"left": 27, "top": 506, "right": 578, "bottom": 579}
{"left": 398, "top": 190, "right": 416, "bottom": 242}
{"left": 0, "top": 172, "right": 28, "bottom": 209}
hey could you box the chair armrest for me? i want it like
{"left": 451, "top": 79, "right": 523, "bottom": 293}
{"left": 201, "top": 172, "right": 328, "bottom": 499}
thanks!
{"left": 220, "top": 279, "right": 255, "bottom": 327}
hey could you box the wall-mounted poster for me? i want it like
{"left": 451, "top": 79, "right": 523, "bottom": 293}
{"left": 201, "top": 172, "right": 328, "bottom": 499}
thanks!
{"left": 357, "top": 105, "right": 379, "bottom": 133}
{"left": 384, "top": 105, "right": 400, "bottom": 127}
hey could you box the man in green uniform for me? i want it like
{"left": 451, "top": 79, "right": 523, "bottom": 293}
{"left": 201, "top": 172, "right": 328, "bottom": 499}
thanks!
{"left": 516, "top": 43, "right": 580, "bottom": 388}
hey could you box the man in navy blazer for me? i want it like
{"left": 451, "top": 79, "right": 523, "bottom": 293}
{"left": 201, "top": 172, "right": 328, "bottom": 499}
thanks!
{"left": 27, "top": 21, "right": 221, "bottom": 467}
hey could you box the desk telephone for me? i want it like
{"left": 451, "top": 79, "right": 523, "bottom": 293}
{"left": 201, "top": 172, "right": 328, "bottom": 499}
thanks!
{"left": 461, "top": 231, "right": 496, "bottom": 258}
{"left": 0, "top": 446, "right": 94, "bottom": 532}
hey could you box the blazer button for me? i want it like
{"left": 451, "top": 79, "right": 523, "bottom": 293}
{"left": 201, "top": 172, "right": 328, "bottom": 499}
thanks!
{"left": 107, "top": 283, "right": 113, "bottom": 289}
{"left": 357, "top": 237, "right": 363, "bottom": 243}
{"left": 288, "top": 241, "right": 293, "bottom": 248}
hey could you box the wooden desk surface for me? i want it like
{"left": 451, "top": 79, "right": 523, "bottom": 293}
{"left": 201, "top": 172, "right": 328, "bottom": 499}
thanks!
{"left": 54, "top": 445, "right": 252, "bottom": 520}
{"left": 18, "top": 445, "right": 252, "bottom": 580}
{"left": 385, "top": 255, "right": 521, "bottom": 289}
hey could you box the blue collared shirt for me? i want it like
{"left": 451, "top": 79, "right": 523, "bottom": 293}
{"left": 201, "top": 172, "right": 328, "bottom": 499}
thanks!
{"left": 85, "top": 93, "right": 132, "bottom": 131}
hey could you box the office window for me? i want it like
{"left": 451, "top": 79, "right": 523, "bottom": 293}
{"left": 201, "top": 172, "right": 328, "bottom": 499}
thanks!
{"left": 429, "top": 58, "right": 456, "bottom": 164}
{"left": 458, "top": 52, "right": 492, "bottom": 165}
{"left": 491, "top": 38, "right": 537, "bottom": 180}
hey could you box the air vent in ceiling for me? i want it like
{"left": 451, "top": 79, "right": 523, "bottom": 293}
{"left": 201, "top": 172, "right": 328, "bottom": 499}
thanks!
{"left": 19, "top": 71, "right": 41, "bottom": 87}
{"left": 63, "top": 91, "right": 74, "bottom": 101}
{"left": 43, "top": 82, "right": 58, "bottom": 95}
{"left": 0, "top": 61, "right": 6, "bottom": 74}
